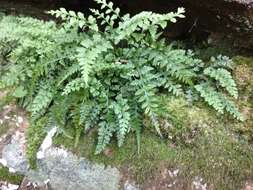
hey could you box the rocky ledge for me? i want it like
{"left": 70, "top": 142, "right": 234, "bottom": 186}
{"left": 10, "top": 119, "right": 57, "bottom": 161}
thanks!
{"left": 1, "top": 128, "right": 121, "bottom": 190}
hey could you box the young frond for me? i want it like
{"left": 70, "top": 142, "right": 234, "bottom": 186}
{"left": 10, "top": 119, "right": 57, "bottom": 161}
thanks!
{"left": 114, "top": 8, "right": 185, "bottom": 43}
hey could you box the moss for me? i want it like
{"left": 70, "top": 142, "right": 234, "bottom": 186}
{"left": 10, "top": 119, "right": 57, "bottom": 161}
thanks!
{"left": 0, "top": 123, "right": 10, "bottom": 137}
{"left": 159, "top": 96, "right": 223, "bottom": 146}
{"left": 0, "top": 166, "right": 23, "bottom": 184}
{"left": 230, "top": 56, "right": 253, "bottom": 141}
{"left": 164, "top": 96, "right": 219, "bottom": 124}
{"left": 26, "top": 117, "right": 47, "bottom": 169}
{"left": 53, "top": 94, "right": 253, "bottom": 189}
{"left": 161, "top": 94, "right": 253, "bottom": 189}
{"left": 177, "top": 127, "right": 253, "bottom": 190}
{"left": 54, "top": 129, "right": 177, "bottom": 183}
{"left": 54, "top": 123, "right": 253, "bottom": 189}
{"left": 233, "top": 56, "right": 253, "bottom": 89}
{"left": 233, "top": 56, "right": 253, "bottom": 66}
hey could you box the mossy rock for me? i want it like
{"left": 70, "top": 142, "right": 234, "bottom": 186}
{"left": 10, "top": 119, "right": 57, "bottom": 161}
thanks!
{"left": 230, "top": 56, "right": 253, "bottom": 143}
{"left": 54, "top": 129, "right": 177, "bottom": 184}
{"left": 53, "top": 93, "right": 253, "bottom": 190}
{"left": 233, "top": 56, "right": 253, "bottom": 89}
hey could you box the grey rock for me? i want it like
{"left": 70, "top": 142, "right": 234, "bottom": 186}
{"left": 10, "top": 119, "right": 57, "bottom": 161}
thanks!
{"left": 2, "top": 139, "right": 120, "bottom": 190}
{"left": 2, "top": 139, "right": 29, "bottom": 173}
{"left": 124, "top": 181, "right": 140, "bottom": 190}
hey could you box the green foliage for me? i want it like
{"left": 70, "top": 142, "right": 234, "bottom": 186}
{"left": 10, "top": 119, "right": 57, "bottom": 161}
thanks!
{"left": 195, "top": 83, "right": 243, "bottom": 121}
{"left": 204, "top": 67, "right": 238, "bottom": 98}
{"left": 28, "top": 83, "right": 55, "bottom": 118}
{"left": 0, "top": 0, "right": 243, "bottom": 154}
{"left": 26, "top": 117, "right": 47, "bottom": 168}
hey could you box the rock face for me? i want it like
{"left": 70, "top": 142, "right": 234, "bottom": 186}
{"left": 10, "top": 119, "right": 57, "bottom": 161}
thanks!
{"left": 181, "top": 0, "right": 253, "bottom": 49}
{"left": 1, "top": 0, "right": 253, "bottom": 48}
{"left": 105, "top": 0, "right": 253, "bottom": 49}
{"left": 2, "top": 133, "right": 120, "bottom": 190}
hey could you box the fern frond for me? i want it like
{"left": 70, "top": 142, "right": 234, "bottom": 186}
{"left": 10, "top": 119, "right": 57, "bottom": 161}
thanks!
{"left": 195, "top": 83, "right": 243, "bottom": 120}
{"left": 62, "top": 78, "right": 86, "bottom": 95}
{"left": 204, "top": 67, "right": 238, "bottom": 98}
{"left": 114, "top": 8, "right": 185, "bottom": 43}
{"left": 130, "top": 104, "right": 142, "bottom": 153}
{"left": 28, "top": 83, "right": 54, "bottom": 118}
{"left": 211, "top": 55, "right": 234, "bottom": 69}
{"left": 113, "top": 95, "right": 131, "bottom": 147}
{"left": 95, "top": 121, "right": 115, "bottom": 154}
{"left": 164, "top": 80, "right": 183, "bottom": 96}
{"left": 57, "top": 64, "right": 80, "bottom": 86}
{"left": 77, "top": 35, "right": 113, "bottom": 84}
{"left": 84, "top": 104, "right": 100, "bottom": 132}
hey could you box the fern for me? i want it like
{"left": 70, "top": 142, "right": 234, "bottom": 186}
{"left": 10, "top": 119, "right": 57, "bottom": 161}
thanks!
{"left": 96, "top": 121, "right": 115, "bottom": 154}
{"left": 204, "top": 67, "right": 238, "bottom": 98}
{"left": 112, "top": 95, "right": 131, "bottom": 147}
{"left": 195, "top": 83, "right": 243, "bottom": 121}
{"left": 28, "top": 83, "right": 54, "bottom": 118}
{"left": 62, "top": 78, "right": 86, "bottom": 95}
{"left": 0, "top": 0, "right": 243, "bottom": 154}
{"left": 76, "top": 35, "right": 113, "bottom": 85}
{"left": 57, "top": 64, "right": 80, "bottom": 86}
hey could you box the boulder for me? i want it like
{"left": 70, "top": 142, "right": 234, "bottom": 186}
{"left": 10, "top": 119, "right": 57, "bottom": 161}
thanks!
{"left": 1, "top": 130, "right": 120, "bottom": 190}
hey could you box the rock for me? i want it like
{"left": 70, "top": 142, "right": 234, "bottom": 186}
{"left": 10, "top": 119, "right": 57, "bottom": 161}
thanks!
{"left": 36, "top": 126, "right": 57, "bottom": 159}
{"left": 124, "top": 181, "right": 140, "bottom": 190}
{"left": 244, "top": 181, "right": 253, "bottom": 190}
{"left": 2, "top": 138, "right": 29, "bottom": 174}
{"left": 0, "top": 181, "right": 19, "bottom": 190}
{"left": 182, "top": 0, "right": 253, "bottom": 49}
{"left": 111, "top": 0, "right": 253, "bottom": 49}
{"left": 29, "top": 148, "right": 120, "bottom": 190}
{"left": 3, "top": 0, "right": 253, "bottom": 49}
{"left": 2, "top": 132, "right": 120, "bottom": 190}
{"left": 192, "top": 177, "right": 207, "bottom": 190}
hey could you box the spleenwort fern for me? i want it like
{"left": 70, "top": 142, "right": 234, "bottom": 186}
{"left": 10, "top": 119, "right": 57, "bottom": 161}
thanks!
{"left": 28, "top": 83, "right": 55, "bottom": 118}
{"left": 204, "top": 67, "right": 238, "bottom": 98}
{"left": 195, "top": 83, "right": 243, "bottom": 121}
{"left": 112, "top": 95, "right": 131, "bottom": 147}
{"left": 0, "top": 0, "right": 243, "bottom": 154}
{"left": 76, "top": 35, "right": 113, "bottom": 85}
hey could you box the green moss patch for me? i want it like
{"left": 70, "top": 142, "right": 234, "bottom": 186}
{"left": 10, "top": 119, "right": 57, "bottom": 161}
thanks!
{"left": 0, "top": 166, "right": 23, "bottom": 184}
{"left": 177, "top": 127, "right": 253, "bottom": 190}
{"left": 0, "top": 123, "right": 10, "bottom": 137}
